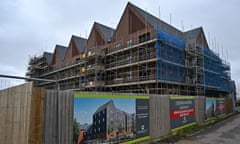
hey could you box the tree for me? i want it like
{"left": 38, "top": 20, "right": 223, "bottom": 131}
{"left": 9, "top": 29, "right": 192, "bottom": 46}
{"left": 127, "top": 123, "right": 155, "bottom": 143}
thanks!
{"left": 108, "top": 126, "right": 112, "bottom": 135}
{"left": 73, "top": 118, "right": 80, "bottom": 144}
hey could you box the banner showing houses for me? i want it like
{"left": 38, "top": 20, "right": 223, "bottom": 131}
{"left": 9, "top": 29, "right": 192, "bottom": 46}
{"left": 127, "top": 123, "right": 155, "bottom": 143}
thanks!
{"left": 170, "top": 96, "right": 195, "bottom": 130}
{"left": 205, "top": 97, "right": 225, "bottom": 120}
{"left": 73, "top": 93, "right": 149, "bottom": 144}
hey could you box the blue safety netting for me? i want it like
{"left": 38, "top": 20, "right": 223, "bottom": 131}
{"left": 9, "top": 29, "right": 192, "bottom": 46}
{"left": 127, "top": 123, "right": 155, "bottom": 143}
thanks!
{"left": 156, "top": 29, "right": 185, "bottom": 49}
{"left": 154, "top": 28, "right": 233, "bottom": 92}
{"left": 155, "top": 29, "right": 186, "bottom": 83}
{"left": 202, "top": 46, "right": 233, "bottom": 92}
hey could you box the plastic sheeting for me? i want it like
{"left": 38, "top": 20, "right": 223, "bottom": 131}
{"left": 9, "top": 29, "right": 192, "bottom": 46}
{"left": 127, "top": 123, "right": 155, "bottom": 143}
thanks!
{"left": 202, "top": 46, "right": 233, "bottom": 92}
{"left": 155, "top": 29, "right": 186, "bottom": 83}
{"left": 156, "top": 29, "right": 185, "bottom": 49}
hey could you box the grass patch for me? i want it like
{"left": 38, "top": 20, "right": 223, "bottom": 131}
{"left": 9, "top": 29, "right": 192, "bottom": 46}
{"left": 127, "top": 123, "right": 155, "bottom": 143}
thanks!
{"left": 178, "top": 124, "right": 204, "bottom": 137}
{"left": 156, "top": 124, "right": 206, "bottom": 144}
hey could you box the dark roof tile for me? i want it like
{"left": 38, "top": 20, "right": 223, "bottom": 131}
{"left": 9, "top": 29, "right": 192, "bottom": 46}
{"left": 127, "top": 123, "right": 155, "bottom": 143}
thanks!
{"left": 129, "top": 2, "right": 183, "bottom": 39}
{"left": 95, "top": 22, "right": 115, "bottom": 42}
{"left": 72, "top": 35, "right": 87, "bottom": 53}
{"left": 55, "top": 45, "right": 67, "bottom": 61}
{"left": 43, "top": 52, "right": 53, "bottom": 65}
{"left": 184, "top": 27, "right": 202, "bottom": 44}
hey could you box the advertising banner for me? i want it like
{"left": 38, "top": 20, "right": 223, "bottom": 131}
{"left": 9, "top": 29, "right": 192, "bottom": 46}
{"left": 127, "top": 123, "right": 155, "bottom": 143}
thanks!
{"left": 73, "top": 93, "right": 149, "bottom": 144}
{"left": 205, "top": 97, "right": 225, "bottom": 120}
{"left": 170, "top": 96, "right": 195, "bottom": 131}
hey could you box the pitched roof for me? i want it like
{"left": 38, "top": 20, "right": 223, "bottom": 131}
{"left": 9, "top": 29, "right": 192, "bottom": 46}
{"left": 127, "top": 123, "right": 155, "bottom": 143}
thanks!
{"left": 43, "top": 52, "right": 53, "bottom": 65}
{"left": 72, "top": 35, "right": 87, "bottom": 53}
{"left": 94, "top": 100, "right": 115, "bottom": 114}
{"left": 55, "top": 45, "right": 67, "bottom": 60}
{"left": 128, "top": 2, "right": 183, "bottom": 39}
{"left": 184, "top": 27, "right": 202, "bottom": 44}
{"left": 95, "top": 22, "right": 115, "bottom": 42}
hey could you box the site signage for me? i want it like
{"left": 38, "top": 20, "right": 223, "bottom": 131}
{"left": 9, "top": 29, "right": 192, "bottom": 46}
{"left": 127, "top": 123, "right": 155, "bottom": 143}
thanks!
{"left": 170, "top": 96, "right": 195, "bottom": 130}
{"left": 73, "top": 93, "right": 149, "bottom": 144}
{"left": 205, "top": 97, "right": 225, "bottom": 120}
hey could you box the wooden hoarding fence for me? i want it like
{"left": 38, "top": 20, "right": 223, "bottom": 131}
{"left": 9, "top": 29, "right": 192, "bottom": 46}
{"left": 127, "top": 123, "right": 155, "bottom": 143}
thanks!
{"left": 0, "top": 82, "right": 44, "bottom": 144}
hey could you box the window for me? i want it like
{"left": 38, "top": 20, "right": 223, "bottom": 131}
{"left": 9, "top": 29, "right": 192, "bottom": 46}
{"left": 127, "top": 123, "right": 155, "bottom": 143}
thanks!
{"left": 138, "top": 32, "right": 150, "bottom": 43}
{"left": 103, "top": 118, "right": 105, "bottom": 122}
{"left": 146, "top": 32, "right": 150, "bottom": 41}
{"left": 127, "top": 40, "right": 132, "bottom": 47}
{"left": 127, "top": 56, "right": 132, "bottom": 63}
{"left": 115, "top": 44, "right": 121, "bottom": 49}
{"left": 98, "top": 120, "right": 100, "bottom": 124}
{"left": 127, "top": 71, "right": 132, "bottom": 80}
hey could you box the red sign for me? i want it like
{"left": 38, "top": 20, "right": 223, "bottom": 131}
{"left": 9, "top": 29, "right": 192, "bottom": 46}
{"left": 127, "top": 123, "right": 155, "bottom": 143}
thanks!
{"left": 218, "top": 105, "right": 224, "bottom": 110}
{"left": 170, "top": 108, "right": 195, "bottom": 119}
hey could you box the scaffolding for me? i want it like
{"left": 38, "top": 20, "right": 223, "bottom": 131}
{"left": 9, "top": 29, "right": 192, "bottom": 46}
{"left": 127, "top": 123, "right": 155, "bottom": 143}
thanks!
{"left": 185, "top": 40, "right": 233, "bottom": 97}
{"left": 186, "top": 43, "right": 205, "bottom": 96}
{"left": 203, "top": 47, "right": 233, "bottom": 93}
{"left": 84, "top": 47, "right": 105, "bottom": 91}
{"left": 155, "top": 28, "right": 185, "bottom": 82}
{"left": 27, "top": 27, "right": 234, "bottom": 97}
{"left": 155, "top": 28, "right": 187, "bottom": 95}
{"left": 104, "top": 29, "right": 158, "bottom": 93}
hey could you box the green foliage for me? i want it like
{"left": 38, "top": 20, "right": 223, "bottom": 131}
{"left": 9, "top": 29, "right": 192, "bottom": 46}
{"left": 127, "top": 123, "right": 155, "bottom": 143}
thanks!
{"left": 73, "top": 118, "right": 80, "bottom": 143}
{"left": 118, "top": 123, "right": 123, "bottom": 132}
{"left": 108, "top": 126, "right": 113, "bottom": 135}
{"left": 178, "top": 124, "right": 203, "bottom": 137}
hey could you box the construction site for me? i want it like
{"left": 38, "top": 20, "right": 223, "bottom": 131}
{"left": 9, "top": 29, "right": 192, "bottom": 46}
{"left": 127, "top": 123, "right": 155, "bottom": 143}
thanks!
{"left": 1, "top": 2, "right": 238, "bottom": 144}
{"left": 26, "top": 2, "right": 235, "bottom": 98}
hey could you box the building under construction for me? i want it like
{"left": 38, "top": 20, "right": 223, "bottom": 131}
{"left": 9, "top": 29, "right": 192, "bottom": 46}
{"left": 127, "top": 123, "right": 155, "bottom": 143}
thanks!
{"left": 26, "top": 2, "right": 234, "bottom": 97}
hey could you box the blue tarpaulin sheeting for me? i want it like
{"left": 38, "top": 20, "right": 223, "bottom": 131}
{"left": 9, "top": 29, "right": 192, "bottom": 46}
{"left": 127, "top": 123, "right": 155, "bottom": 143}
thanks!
{"left": 154, "top": 29, "right": 233, "bottom": 92}
{"left": 201, "top": 46, "right": 233, "bottom": 92}
{"left": 155, "top": 29, "right": 186, "bottom": 83}
{"left": 156, "top": 29, "right": 185, "bottom": 49}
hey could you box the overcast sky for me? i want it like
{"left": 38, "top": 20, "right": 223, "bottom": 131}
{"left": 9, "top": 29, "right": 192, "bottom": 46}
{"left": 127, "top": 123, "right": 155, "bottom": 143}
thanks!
{"left": 1, "top": 0, "right": 240, "bottom": 88}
